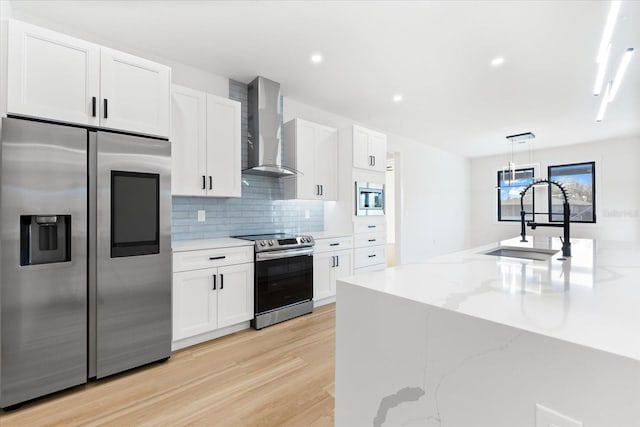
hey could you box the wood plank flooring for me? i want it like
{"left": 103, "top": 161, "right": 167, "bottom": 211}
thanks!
{"left": 0, "top": 304, "right": 336, "bottom": 426}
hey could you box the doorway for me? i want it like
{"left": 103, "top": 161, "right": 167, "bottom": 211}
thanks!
{"left": 386, "top": 153, "right": 399, "bottom": 267}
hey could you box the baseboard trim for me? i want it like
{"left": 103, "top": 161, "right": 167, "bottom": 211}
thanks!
{"left": 171, "top": 321, "right": 251, "bottom": 351}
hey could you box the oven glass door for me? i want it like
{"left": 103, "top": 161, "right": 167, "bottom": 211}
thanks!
{"left": 255, "top": 254, "right": 313, "bottom": 314}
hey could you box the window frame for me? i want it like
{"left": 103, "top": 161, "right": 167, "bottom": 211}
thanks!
{"left": 497, "top": 167, "right": 536, "bottom": 222}
{"left": 547, "top": 161, "right": 596, "bottom": 224}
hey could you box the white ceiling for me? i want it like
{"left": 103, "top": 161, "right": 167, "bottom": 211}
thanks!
{"left": 8, "top": 0, "right": 640, "bottom": 158}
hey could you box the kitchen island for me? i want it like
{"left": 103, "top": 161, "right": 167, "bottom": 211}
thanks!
{"left": 335, "top": 237, "right": 640, "bottom": 427}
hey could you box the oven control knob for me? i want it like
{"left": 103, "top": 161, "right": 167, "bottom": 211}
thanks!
{"left": 268, "top": 240, "right": 274, "bottom": 246}
{"left": 306, "top": 237, "right": 312, "bottom": 243}
{"left": 259, "top": 241, "right": 266, "bottom": 247}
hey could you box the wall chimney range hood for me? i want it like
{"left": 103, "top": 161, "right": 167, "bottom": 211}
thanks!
{"left": 244, "top": 76, "right": 296, "bottom": 177}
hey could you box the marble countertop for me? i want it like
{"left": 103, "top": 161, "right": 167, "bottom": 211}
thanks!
{"left": 339, "top": 236, "right": 640, "bottom": 361}
{"left": 172, "top": 237, "right": 254, "bottom": 252}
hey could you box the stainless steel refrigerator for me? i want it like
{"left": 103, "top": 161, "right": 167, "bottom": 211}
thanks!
{"left": 0, "top": 117, "right": 172, "bottom": 408}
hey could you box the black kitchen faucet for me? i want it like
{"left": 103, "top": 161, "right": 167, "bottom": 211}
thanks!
{"left": 519, "top": 179, "right": 572, "bottom": 257}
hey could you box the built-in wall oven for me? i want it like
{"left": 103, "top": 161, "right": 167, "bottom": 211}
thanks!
{"left": 356, "top": 181, "right": 385, "bottom": 216}
{"left": 233, "top": 233, "right": 314, "bottom": 329}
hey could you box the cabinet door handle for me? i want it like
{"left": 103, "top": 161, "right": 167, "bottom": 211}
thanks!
{"left": 320, "top": 185, "right": 324, "bottom": 196}
{"left": 213, "top": 274, "right": 217, "bottom": 290}
{"left": 220, "top": 274, "right": 224, "bottom": 290}
{"left": 368, "top": 254, "right": 376, "bottom": 258}
{"left": 329, "top": 243, "right": 339, "bottom": 247}
{"left": 368, "top": 239, "right": 377, "bottom": 242}
{"left": 373, "top": 156, "right": 376, "bottom": 166}
{"left": 209, "top": 256, "right": 226, "bottom": 260}
{"left": 369, "top": 155, "right": 373, "bottom": 166}
{"left": 336, "top": 255, "right": 339, "bottom": 267}
{"left": 202, "top": 175, "right": 206, "bottom": 190}
{"left": 91, "top": 96, "right": 96, "bottom": 117}
{"left": 331, "top": 256, "right": 336, "bottom": 268}
{"left": 209, "top": 176, "right": 213, "bottom": 190}
{"left": 103, "top": 99, "right": 108, "bottom": 119}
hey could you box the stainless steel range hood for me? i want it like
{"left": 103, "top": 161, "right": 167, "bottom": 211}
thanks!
{"left": 244, "top": 76, "right": 296, "bottom": 177}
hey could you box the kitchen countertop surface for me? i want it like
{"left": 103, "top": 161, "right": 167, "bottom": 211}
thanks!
{"left": 307, "top": 231, "right": 353, "bottom": 240}
{"left": 172, "top": 237, "right": 254, "bottom": 252}
{"left": 339, "top": 236, "right": 640, "bottom": 361}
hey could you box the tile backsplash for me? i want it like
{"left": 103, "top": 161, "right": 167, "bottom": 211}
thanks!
{"left": 171, "top": 80, "right": 324, "bottom": 241}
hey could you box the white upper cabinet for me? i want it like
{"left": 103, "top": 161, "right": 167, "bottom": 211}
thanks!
{"left": 100, "top": 47, "right": 170, "bottom": 137}
{"left": 7, "top": 20, "right": 100, "bottom": 126}
{"left": 283, "top": 118, "right": 338, "bottom": 201}
{"left": 352, "top": 125, "right": 387, "bottom": 172}
{"left": 171, "top": 85, "right": 207, "bottom": 196}
{"left": 206, "top": 94, "right": 242, "bottom": 198}
{"left": 5, "top": 20, "right": 171, "bottom": 138}
{"left": 171, "top": 85, "right": 241, "bottom": 197}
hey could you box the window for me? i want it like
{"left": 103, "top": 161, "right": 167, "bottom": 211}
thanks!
{"left": 548, "top": 162, "right": 595, "bottom": 223}
{"left": 497, "top": 168, "right": 535, "bottom": 222}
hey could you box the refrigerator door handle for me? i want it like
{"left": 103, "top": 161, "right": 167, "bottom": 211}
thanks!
{"left": 88, "top": 131, "right": 98, "bottom": 379}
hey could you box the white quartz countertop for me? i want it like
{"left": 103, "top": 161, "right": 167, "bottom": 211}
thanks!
{"left": 308, "top": 231, "right": 353, "bottom": 240}
{"left": 339, "top": 237, "right": 640, "bottom": 361}
{"left": 172, "top": 238, "right": 254, "bottom": 252}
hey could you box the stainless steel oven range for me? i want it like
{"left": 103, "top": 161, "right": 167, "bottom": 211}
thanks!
{"left": 232, "top": 233, "right": 314, "bottom": 329}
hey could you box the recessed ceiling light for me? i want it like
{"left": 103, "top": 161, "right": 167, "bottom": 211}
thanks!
{"left": 392, "top": 94, "right": 403, "bottom": 103}
{"left": 491, "top": 57, "right": 505, "bottom": 67}
{"left": 310, "top": 53, "right": 323, "bottom": 64}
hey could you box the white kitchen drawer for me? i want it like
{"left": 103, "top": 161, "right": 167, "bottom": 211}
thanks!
{"left": 354, "top": 232, "right": 386, "bottom": 249}
{"left": 173, "top": 245, "right": 253, "bottom": 272}
{"left": 354, "top": 245, "right": 386, "bottom": 269}
{"left": 354, "top": 263, "right": 386, "bottom": 273}
{"left": 354, "top": 219, "right": 386, "bottom": 234}
{"left": 314, "top": 236, "right": 354, "bottom": 254}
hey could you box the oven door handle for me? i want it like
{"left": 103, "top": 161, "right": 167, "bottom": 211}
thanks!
{"left": 256, "top": 247, "right": 313, "bottom": 261}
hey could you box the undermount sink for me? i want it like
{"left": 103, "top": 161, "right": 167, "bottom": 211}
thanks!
{"left": 482, "top": 246, "right": 559, "bottom": 261}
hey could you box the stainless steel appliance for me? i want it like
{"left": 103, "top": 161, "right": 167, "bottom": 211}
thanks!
{"left": 0, "top": 117, "right": 172, "bottom": 408}
{"left": 244, "top": 76, "right": 297, "bottom": 177}
{"left": 233, "top": 233, "right": 314, "bottom": 329}
{"left": 355, "top": 181, "right": 385, "bottom": 216}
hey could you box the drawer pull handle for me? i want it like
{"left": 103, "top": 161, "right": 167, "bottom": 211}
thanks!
{"left": 368, "top": 239, "right": 376, "bottom": 242}
{"left": 209, "top": 256, "right": 226, "bottom": 260}
{"left": 367, "top": 225, "right": 376, "bottom": 228}
{"left": 329, "top": 243, "right": 340, "bottom": 246}
{"left": 368, "top": 254, "right": 376, "bottom": 258}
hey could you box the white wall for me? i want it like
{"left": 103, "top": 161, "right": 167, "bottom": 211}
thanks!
{"left": 470, "top": 136, "right": 640, "bottom": 246}
{"left": 388, "top": 134, "right": 470, "bottom": 263}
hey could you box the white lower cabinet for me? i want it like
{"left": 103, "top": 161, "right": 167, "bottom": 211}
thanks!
{"left": 173, "top": 268, "right": 219, "bottom": 340}
{"left": 313, "top": 237, "right": 353, "bottom": 302}
{"left": 217, "top": 263, "right": 254, "bottom": 328}
{"left": 172, "top": 245, "right": 253, "bottom": 347}
{"left": 354, "top": 216, "right": 387, "bottom": 272}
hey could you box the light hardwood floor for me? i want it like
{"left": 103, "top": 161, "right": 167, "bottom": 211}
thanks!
{"left": 0, "top": 304, "right": 336, "bottom": 426}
